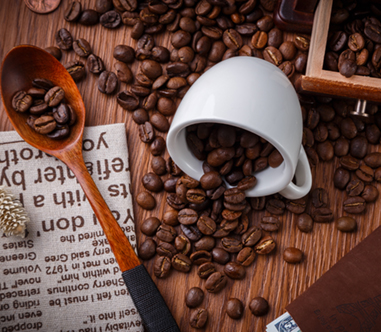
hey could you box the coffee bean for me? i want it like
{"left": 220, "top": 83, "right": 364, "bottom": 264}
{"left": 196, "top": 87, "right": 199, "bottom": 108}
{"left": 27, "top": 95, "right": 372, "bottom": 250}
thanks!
{"left": 251, "top": 31, "right": 268, "bottom": 49}
{"left": 162, "top": 210, "right": 178, "bottom": 226}
{"left": 312, "top": 207, "right": 334, "bottom": 223}
{"left": 296, "top": 213, "right": 313, "bottom": 233}
{"left": 186, "top": 287, "right": 204, "bottom": 308}
{"left": 260, "top": 216, "right": 280, "bottom": 232}
{"left": 55, "top": 28, "right": 73, "bottom": 50}
{"left": 64, "top": 61, "right": 86, "bottom": 82}
{"left": 283, "top": 247, "right": 303, "bottom": 264}
{"left": 172, "top": 253, "right": 192, "bottom": 272}
{"left": 44, "top": 86, "right": 64, "bottom": 107}
{"left": 153, "top": 256, "right": 171, "bottom": 278}
{"left": 175, "top": 235, "right": 191, "bottom": 255}
{"left": 178, "top": 208, "right": 198, "bottom": 225}
{"left": 34, "top": 115, "right": 56, "bottom": 134}
{"left": 263, "top": 46, "right": 283, "bottom": 66}
{"left": 237, "top": 247, "right": 256, "bottom": 266}
{"left": 356, "top": 164, "right": 374, "bottom": 183}
{"left": 254, "top": 236, "right": 276, "bottom": 254}
{"left": 44, "top": 46, "right": 62, "bottom": 60}
{"left": 211, "top": 248, "right": 229, "bottom": 265}
{"left": 190, "top": 308, "right": 208, "bottom": 329}
{"left": 190, "top": 250, "right": 212, "bottom": 265}
{"left": 138, "top": 122, "right": 155, "bottom": 143}
{"left": 343, "top": 196, "right": 366, "bottom": 213}
{"left": 311, "top": 188, "right": 328, "bottom": 208}
{"left": 73, "top": 39, "right": 92, "bottom": 57}
{"left": 205, "top": 271, "right": 227, "bottom": 293}
{"left": 78, "top": 9, "right": 99, "bottom": 26}
{"left": 87, "top": 54, "right": 105, "bottom": 74}
{"left": 114, "top": 45, "right": 135, "bottom": 63}
{"left": 362, "top": 184, "right": 379, "bottom": 202}
{"left": 197, "top": 262, "right": 216, "bottom": 279}
{"left": 95, "top": 0, "right": 112, "bottom": 14}
{"left": 197, "top": 216, "right": 216, "bottom": 235}
{"left": 224, "top": 262, "right": 245, "bottom": 280}
{"left": 336, "top": 216, "right": 357, "bottom": 232}
{"left": 186, "top": 189, "right": 207, "bottom": 204}
{"left": 223, "top": 29, "right": 243, "bottom": 51}
{"left": 181, "top": 224, "right": 202, "bottom": 241}
{"left": 265, "top": 198, "right": 285, "bottom": 215}
{"left": 141, "top": 217, "right": 160, "bottom": 236}
{"left": 149, "top": 136, "right": 166, "bottom": 156}
{"left": 156, "top": 224, "right": 177, "bottom": 243}
{"left": 53, "top": 103, "right": 70, "bottom": 124}
{"left": 138, "top": 238, "right": 156, "bottom": 260}
{"left": 364, "top": 152, "right": 381, "bottom": 168}
{"left": 249, "top": 297, "right": 269, "bottom": 316}
{"left": 334, "top": 137, "right": 349, "bottom": 157}
{"left": 156, "top": 242, "right": 177, "bottom": 258}
{"left": 142, "top": 172, "right": 163, "bottom": 192}
{"left": 64, "top": 1, "right": 82, "bottom": 22}
{"left": 334, "top": 167, "right": 350, "bottom": 190}
{"left": 114, "top": 62, "right": 133, "bottom": 83}
{"left": 194, "top": 236, "right": 215, "bottom": 252}
{"left": 136, "top": 191, "right": 156, "bottom": 210}
{"left": 221, "top": 237, "right": 243, "bottom": 253}
{"left": 12, "top": 91, "right": 32, "bottom": 113}
{"left": 98, "top": 71, "right": 118, "bottom": 94}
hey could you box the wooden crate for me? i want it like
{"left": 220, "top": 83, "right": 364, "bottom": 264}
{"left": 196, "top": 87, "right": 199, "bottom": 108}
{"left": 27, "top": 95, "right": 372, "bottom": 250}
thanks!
{"left": 295, "top": 0, "right": 381, "bottom": 103}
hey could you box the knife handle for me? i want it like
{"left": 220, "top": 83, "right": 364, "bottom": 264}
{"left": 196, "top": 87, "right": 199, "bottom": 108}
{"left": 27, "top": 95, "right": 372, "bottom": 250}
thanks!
{"left": 122, "top": 264, "right": 180, "bottom": 332}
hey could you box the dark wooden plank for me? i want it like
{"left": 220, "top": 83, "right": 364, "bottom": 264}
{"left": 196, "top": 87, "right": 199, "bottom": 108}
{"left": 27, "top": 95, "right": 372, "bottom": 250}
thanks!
{"left": 1, "top": 1, "right": 380, "bottom": 332}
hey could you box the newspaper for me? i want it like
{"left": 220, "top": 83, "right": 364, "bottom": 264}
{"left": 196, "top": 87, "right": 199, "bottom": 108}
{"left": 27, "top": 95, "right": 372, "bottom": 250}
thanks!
{"left": 0, "top": 124, "right": 143, "bottom": 332}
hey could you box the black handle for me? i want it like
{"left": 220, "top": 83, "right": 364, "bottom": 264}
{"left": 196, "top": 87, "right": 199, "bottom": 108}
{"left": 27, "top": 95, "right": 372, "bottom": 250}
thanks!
{"left": 122, "top": 264, "right": 180, "bottom": 332}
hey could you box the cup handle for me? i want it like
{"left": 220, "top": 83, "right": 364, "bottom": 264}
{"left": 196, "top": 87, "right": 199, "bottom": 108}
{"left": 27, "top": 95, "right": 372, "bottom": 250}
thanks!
{"left": 279, "top": 146, "right": 312, "bottom": 200}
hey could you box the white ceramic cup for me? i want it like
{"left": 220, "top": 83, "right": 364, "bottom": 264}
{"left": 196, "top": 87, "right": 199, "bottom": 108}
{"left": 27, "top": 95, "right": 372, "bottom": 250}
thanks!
{"left": 166, "top": 57, "right": 312, "bottom": 199}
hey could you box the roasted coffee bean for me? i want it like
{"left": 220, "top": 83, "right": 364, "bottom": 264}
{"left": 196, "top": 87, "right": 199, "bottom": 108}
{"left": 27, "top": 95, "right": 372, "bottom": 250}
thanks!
{"left": 186, "top": 189, "right": 206, "bottom": 204}
{"left": 362, "top": 185, "right": 379, "bottom": 202}
{"left": 55, "top": 28, "right": 73, "bottom": 50}
{"left": 194, "top": 236, "right": 215, "bottom": 252}
{"left": 265, "top": 198, "right": 285, "bottom": 215}
{"left": 64, "top": 1, "right": 81, "bottom": 21}
{"left": 329, "top": 31, "right": 347, "bottom": 52}
{"left": 132, "top": 108, "right": 148, "bottom": 125}
{"left": 136, "top": 191, "right": 156, "bottom": 210}
{"left": 241, "top": 226, "right": 262, "bottom": 248}
{"left": 251, "top": 31, "right": 268, "bottom": 49}
{"left": 211, "top": 247, "right": 230, "bottom": 265}
{"left": 341, "top": 118, "right": 357, "bottom": 139}
{"left": 237, "top": 247, "right": 256, "bottom": 266}
{"left": 131, "top": 21, "right": 144, "bottom": 39}
{"left": 114, "top": 61, "right": 133, "bottom": 83}
{"left": 153, "top": 256, "right": 171, "bottom": 278}
{"left": 334, "top": 137, "right": 349, "bottom": 157}
{"left": 365, "top": 125, "right": 381, "bottom": 144}
{"left": 157, "top": 97, "right": 176, "bottom": 116}
{"left": 254, "top": 236, "right": 276, "bottom": 254}
{"left": 44, "top": 46, "right": 62, "bottom": 60}
{"left": 12, "top": 91, "right": 32, "bottom": 112}
{"left": 224, "top": 188, "right": 245, "bottom": 204}
{"left": 311, "top": 188, "right": 328, "bottom": 208}
{"left": 87, "top": 54, "right": 105, "bottom": 74}
{"left": 226, "top": 298, "right": 244, "bottom": 320}
{"left": 283, "top": 247, "right": 303, "bottom": 264}
{"left": 44, "top": 86, "right": 64, "bottom": 107}
{"left": 250, "top": 197, "right": 266, "bottom": 210}
{"left": 336, "top": 216, "right": 357, "bottom": 232}
{"left": 117, "top": 91, "right": 139, "bottom": 111}
{"left": 296, "top": 213, "right": 313, "bottom": 233}
{"left": 34, "top": 115, "right": 56, "bottom": 134}
{"left": 249, "top": 297, "right": 269, "bottom": 316}
{"left": 65, "top": 61, "right": 86, "bottom": 82}
{"left": 190, "top": 250, "right": 212, "bottom": 265}
{"left": 312, "top": 207, "right": 334, "bottom": 223}
{"left": 295, "top": 34, "right": 310, "bottom": 51}
{"left": 346, "top": 179, "right": 365, "bottom": 197}
{"left": 224, "top": 262, "right": 245, "bottom": 279}
{"left": 181, "top": 224, "right": 202, "bottom": 241}
{"left": 260, "top": 216, "right": 280, "bottom": 232}
{"left": 178, "top": 208, "right": 198, "bottom": 226}
{"left": 156, "top": 224, "right": 177, "bottom": 243}
{"left": 175, "top": 235, "right": 191, "bottom": 255}
{"left": 205, "top": 271, "right": 227, "bottom": 293}
{"left": 221, "top": 209, "right": 241, "bottom": 221}
{"left": 221, "top": 237, "right": 243, "bottom": 253}
{"left": 53, "top": 103, "right": 70, "bottom": 124}
{"left": 197, "top": 216, "right": 216, "bottom": 235}
{"left": 142, "top": 172, "right": 163, "bottom": 192}
{"left": 138, "top": 238, "right": 156, "bottom": 260}
{"left": 138, "top": 122, "right": 155, "bottom": 143}
{"left": 29, "top": 100, "right": 48, "bottom": 115}
{"left": 162, "top": 210, "right": 178, "bottom": 226}
{"left": 98, "top": 71, "right": 118, "bottom": 94}
{"left": 350, "top": 136, "right": 368, "bottom": 159}
{"left": 73, "top": 38, "right": 91, "bottom": 57}
{"left": 364, "top": 152, "right": 381, "bottom": 168}
{"left": 186, "top": 287, "right": 204, "bottom": 308}
{"left": 356, "top": 165, "right": 374, "bottom": 183}
{"left": 197, "top": 262, "right": 216, "bottom": 279}
{"left": 364, "top": 23, "right": 381, "bottom": 43}
{"left": 223, "top": 29, "right": 243, "bottom": 51}
{"left": 166, "top": 157, "right": 183, "bottom": 177}
{"left": 156, "top": 242, "right": 177, "bottom": 258}
{"left": 316, "top": 141, "right": 334, "bottom": 161}
{"left": 190, "top": 308, "right": 208, "bottom": 329}
{"left": 343, "top": 196, "right": 366, "bottom": 214}
{"left": 263, "top": 46, "right": 282, "bottom": 66}
{"left": 286, "top": 198, "right": 306, "bottom": 214}
{"left": 334, "top": 167, "right": 350, "bottom": 189}
{"left": 78, "top": 9, "right": 99, "bottom": 26}
{"left": 113, "top": 45, "right": 135, "bottom": 63}
{"left": 122, "top": 11, "right": 139, "bottom": 25}
{"left": 140, "top": 217, "right": 160, "bottom": 236}
{"left": 95, "top": 0, "right": 112, "bottom": 14}
{"left": 340, "top": 155, "right": 360, "bottom": 171}
{"left": 47, "top": 125, "right": 70, "bottom": 140}
{"left": 150, "top": 113, "right": 169, "bottom": 133}
{"left": 172, "top": 253, "right": 192, "bottom": 272}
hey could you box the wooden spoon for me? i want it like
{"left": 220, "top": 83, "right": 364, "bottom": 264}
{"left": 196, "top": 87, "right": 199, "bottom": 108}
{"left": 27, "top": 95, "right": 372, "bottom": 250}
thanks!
{"left": 1, "top": 45, "right": 179, "bottom": 332}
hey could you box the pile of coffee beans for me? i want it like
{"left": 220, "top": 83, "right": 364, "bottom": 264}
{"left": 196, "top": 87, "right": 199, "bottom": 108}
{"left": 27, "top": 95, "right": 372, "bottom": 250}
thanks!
{"left": 325, "top": 1, "right": 381, "bottom": 77}
{"left": 12, "top": 78, "right": 76, "bottom": 139}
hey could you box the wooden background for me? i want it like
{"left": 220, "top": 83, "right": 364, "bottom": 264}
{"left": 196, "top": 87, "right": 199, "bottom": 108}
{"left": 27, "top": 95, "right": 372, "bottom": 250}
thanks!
{"left": 1, "top": 1, "right": 380, "bottom": 331}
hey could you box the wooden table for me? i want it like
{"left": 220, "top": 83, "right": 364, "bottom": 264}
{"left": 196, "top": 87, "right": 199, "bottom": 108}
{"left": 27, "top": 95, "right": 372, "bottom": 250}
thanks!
{"left": 1, "top": 1, "right": 380, "bottom": 331}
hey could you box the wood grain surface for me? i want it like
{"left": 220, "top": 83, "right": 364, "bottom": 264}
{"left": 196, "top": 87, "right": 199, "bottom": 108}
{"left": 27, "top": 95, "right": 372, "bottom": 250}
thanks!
{"left": 1, "top": 1, "right": 380, "bottom": 331}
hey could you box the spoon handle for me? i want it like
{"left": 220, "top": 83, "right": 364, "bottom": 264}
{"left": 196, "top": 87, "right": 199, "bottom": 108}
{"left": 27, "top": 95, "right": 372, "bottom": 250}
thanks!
{"left": 65, "top": 151, "right": 180, "bottom": 332}
{"left": 66, "top": 151, "right": 140, "bottom": 271}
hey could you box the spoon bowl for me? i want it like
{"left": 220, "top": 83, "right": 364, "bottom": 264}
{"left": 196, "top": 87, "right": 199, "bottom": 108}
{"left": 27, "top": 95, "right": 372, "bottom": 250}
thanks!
{"left": 1, "top": 45, "right": 85, "bottom": 157}
{"left": 0, "top": 45, "right": 180, "bottom": 332}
